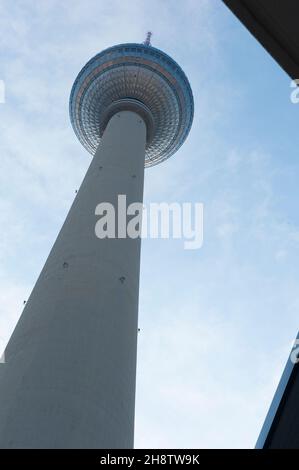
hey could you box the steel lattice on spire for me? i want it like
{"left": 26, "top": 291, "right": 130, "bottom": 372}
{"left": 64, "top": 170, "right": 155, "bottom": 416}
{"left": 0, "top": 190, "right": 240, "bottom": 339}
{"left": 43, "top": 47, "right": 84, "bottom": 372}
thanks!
{"left": 143, "top": 31, "right": 152, "bottom": 46}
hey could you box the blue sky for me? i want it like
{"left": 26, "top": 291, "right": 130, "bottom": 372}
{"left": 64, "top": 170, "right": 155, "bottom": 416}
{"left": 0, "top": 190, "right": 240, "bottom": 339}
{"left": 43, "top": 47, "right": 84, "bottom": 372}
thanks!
{"left": 1, "top": 0, "right": 299, "bottom": 448}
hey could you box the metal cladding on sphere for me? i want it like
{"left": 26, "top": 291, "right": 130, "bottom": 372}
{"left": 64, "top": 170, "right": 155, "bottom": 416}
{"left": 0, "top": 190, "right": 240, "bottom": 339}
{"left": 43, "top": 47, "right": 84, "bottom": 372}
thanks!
{"left": 69, "top": 43, "right": 194, "bottom": 167}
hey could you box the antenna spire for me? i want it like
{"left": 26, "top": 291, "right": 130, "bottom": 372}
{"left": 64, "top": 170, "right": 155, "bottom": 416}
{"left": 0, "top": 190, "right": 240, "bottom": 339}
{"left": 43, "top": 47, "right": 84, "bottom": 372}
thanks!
{"left": 143, "top": 31, "right": 152, "bottom": 46}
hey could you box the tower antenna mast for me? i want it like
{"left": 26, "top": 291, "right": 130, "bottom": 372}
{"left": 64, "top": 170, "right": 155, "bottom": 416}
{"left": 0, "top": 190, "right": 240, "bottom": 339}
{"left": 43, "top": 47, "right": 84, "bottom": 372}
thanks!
{"left": 143, "top": 31, "right": 152, "bottom": 46}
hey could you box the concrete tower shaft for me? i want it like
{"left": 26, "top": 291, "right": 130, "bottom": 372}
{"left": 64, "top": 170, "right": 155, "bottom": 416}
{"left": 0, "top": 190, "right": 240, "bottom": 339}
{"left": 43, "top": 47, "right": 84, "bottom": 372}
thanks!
{"left": 0, "top": 39, "right": 193, "bottom": 448}
{"left": 0, "top": 111, "right": 146, "bottom": 448}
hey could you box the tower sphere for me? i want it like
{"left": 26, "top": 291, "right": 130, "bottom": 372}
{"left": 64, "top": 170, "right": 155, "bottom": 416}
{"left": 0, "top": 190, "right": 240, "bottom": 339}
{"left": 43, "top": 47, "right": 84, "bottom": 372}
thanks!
{"left": 69, "top": 42, "right": 194, "bottom": 167}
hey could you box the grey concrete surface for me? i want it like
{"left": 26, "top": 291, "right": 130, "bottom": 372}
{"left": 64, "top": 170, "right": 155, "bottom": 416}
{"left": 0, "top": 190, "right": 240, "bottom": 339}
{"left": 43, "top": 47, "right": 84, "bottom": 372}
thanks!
{"left": 0, "top": 111, "right": 146, "bottom": 448}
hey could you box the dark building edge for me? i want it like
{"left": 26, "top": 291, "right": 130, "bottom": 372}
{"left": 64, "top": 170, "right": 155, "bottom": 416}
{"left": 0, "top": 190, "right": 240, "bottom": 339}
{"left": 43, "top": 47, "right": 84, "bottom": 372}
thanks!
{"left": 255, "top": 340, "right": 298, "bottom": 448}
{"left": 222, "top": 0, "right": 299, "bottom": 80}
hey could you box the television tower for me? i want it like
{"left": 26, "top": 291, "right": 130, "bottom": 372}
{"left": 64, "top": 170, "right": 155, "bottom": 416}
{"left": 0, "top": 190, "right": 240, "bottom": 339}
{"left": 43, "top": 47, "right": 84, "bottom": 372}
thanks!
{"left": 0, "top": 36, "right": 193, "bottom": 448}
